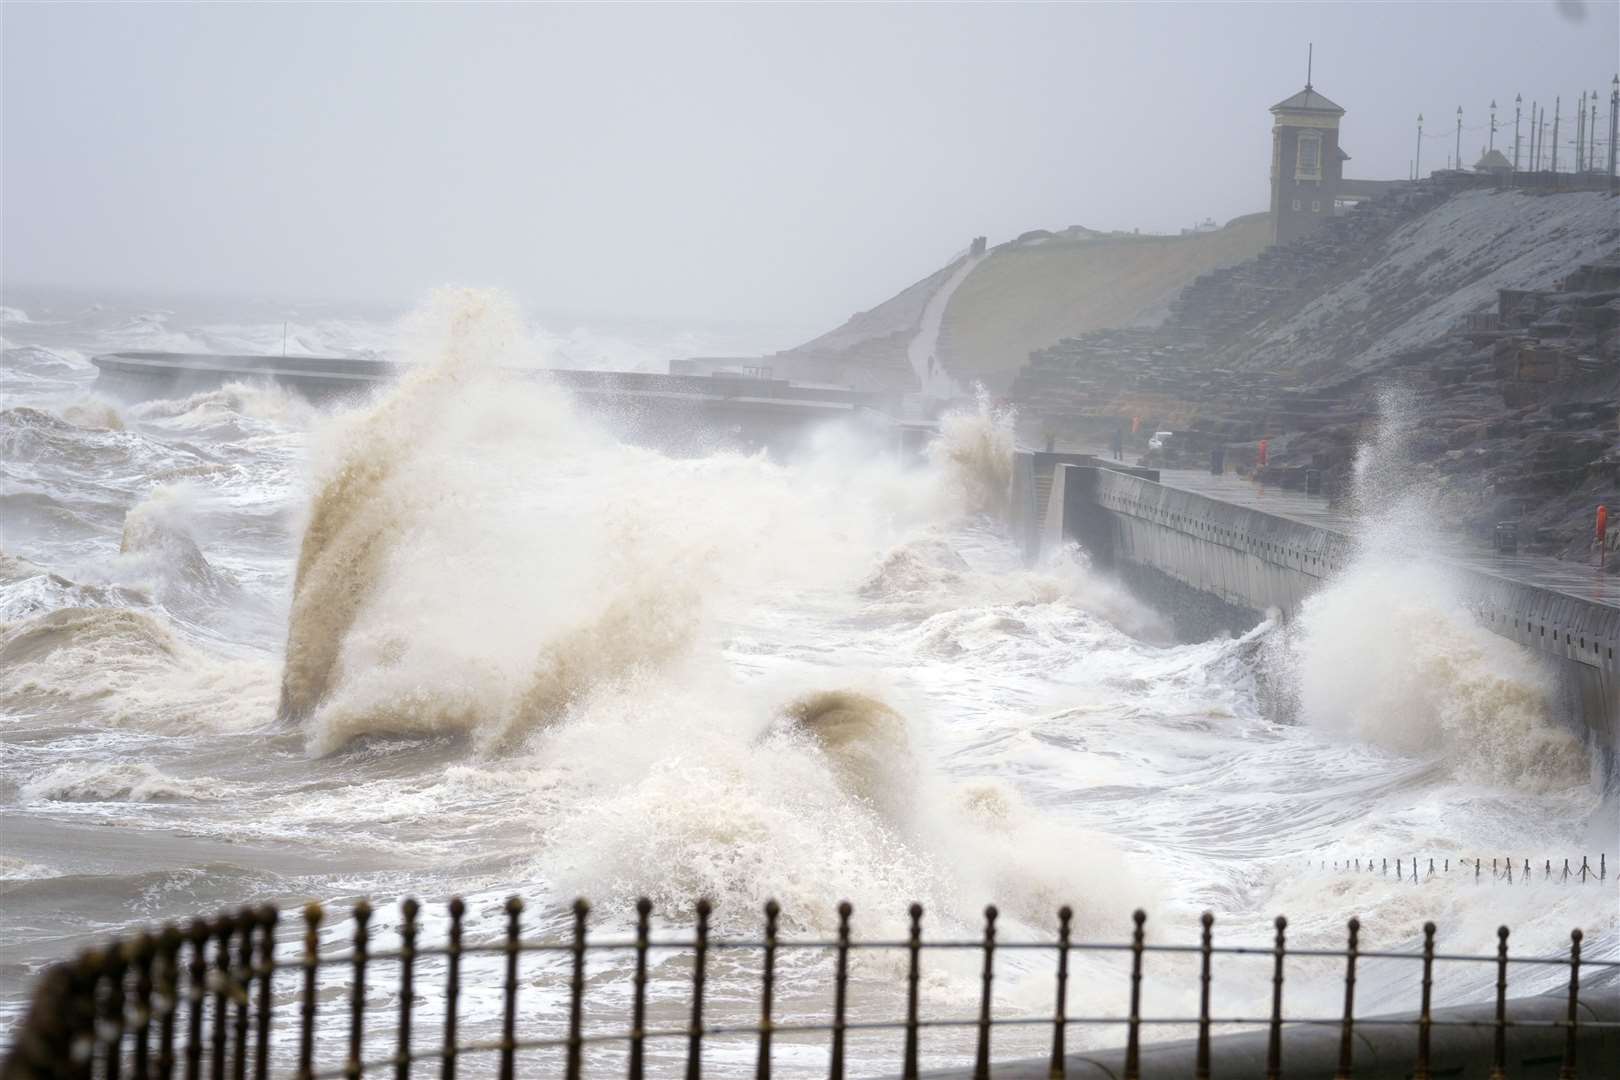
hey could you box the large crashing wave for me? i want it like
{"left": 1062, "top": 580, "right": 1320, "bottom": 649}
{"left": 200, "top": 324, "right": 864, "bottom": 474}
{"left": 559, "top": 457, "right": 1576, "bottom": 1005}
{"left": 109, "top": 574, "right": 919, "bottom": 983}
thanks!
{"left": 1276, "top": 389, "right": 1588, "bottom": 791}
{"left": 271, "top": 288, "right": 1151, "bottom": 934}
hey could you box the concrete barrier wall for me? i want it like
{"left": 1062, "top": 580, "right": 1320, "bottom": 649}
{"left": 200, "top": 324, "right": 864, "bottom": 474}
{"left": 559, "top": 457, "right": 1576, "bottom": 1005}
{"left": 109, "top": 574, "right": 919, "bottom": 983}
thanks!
{"left": 1036, "top": 464, "right": 1619, "bottom": 774}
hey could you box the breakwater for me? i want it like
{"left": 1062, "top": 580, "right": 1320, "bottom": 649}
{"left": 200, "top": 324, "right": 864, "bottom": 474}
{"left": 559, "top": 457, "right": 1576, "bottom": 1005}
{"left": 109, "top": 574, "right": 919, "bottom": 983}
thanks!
{"left": 1012, "top": 453, "right": 1620, "bottom": 778}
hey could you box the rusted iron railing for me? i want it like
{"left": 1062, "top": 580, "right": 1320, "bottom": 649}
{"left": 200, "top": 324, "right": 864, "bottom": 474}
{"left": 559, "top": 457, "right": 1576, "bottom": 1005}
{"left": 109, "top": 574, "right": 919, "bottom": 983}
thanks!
{"left": 3, "top": 898, "right": 1615, "bottom": 1080}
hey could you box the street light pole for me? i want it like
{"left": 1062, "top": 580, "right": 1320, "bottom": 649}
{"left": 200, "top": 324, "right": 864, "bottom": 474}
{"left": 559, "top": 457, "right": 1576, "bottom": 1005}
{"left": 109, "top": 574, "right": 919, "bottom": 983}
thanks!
{"left": 1590, "top": 92, "right": 1600, "bottom": 173}
{"left": 1551, "top": 97, "right": 1560, "bottom": 174}
{"left": 1454, "top": 106, "right": 1463, "bottom": 171}
{"left": 1514, "top": 93, "right": 1522, "bottom": 172}
{"left": 1415, "top": 113, "right": 1423, "bottom": 178}
{"left": 1489, "top": 100, "right": 1497, "bottom": 152}
{"left": 1575, "top": 91, "right": 1586, "bottom": 175}
{"left": 1609, "top": 75, "right": 1618, "bottom": 189}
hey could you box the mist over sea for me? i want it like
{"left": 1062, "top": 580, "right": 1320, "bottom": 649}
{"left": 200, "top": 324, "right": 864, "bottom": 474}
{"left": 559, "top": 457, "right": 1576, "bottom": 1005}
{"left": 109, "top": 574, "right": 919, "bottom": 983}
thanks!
{"left": 1, "top": 289, "right": 1612, "bottom": 1073}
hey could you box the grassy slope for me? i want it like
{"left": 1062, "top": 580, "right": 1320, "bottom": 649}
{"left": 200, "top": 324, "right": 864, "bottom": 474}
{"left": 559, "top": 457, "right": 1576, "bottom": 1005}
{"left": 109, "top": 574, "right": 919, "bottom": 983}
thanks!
{"left": 940, "top": 214, "right": 1272, "bottom": 391}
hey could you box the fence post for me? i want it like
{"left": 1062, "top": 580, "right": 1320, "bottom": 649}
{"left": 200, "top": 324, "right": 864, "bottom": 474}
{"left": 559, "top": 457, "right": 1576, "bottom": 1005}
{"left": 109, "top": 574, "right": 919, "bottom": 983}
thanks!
{"left": 1489, "top": 927, "right": 1509, "bottom": 1080}
{"left": 157, "top": 928, "right": 184, "bottom": 1080}
{"left": 1333, "top": 917, "right": 1360, "bottom": 1080}
{"left": 973, "top": 906, "right": 997, "bottom": 1080}
{"left": 233, "top": 911, "right": 254, "bottom": 1080}
{"left": 442, "top": 898, "right": 463, "bottom": 1080}
{"left": 1266, "top": 916, "right": 1287, "bottom": 1080}
{"left": 131, "top": 933, "right": 157, "bottom": 1080}
{"left": 831, "top": 902, "right": 852, "bottom": 1080}
{"left": 499, "top": 898, "right": 522, "bottom": 1080}
{"left": 903, "top": 905, "right": 922, "bottom": 1080}
{"left": 185, "top": 920, "right": 210, "bottom": 1080}
{"left": 253, "top": 908, "right": 276, "bottom": 1080}
{"left": 629, "top": 899, "right": 650, "bottom": 1080}
{"left": 1558, "top": 929, "right": 1582, "bottom": 1080}
{"left": 1124, "top": 910, "right": 1146, "bottom": 1080}
{"left": 396, "top": 899, "right": 419, "bottom": 1080}
{"left": 210, "top": 920, "right": 232, "bottom": 1080}
{"left": 756, "top": 900, "right": 779, "bottom": 1080}
{"left": 567, "top": 899, "right": 589, "bottom": 1080}
{"left": 103, "top": 943, "right": 130, "bottom": 1080}
{"left": 1196, "top": 913, "right": 1213, "bottom": 1080}
{"left": 347, "top": 902, "right": 373, "bottom": 1080}
{"left": 685, "top": 899, "right": 712, "bottom": 1080}
{"left": 1415, "top": 921, "right": 1435, "bottom": 1080}
{"left": 1048, "top": 907, "right": 1072, "bottom": 1080}
{"left": 296, "top": 905, "right": 322, "bottom": 1080}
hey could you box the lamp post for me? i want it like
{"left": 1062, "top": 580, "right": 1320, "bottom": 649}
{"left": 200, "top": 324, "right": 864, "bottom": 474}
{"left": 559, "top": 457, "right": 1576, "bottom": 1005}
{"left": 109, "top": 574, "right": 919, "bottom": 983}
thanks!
{"left": 1454, "top": 106, "right": 1463, "bottom": 171}
{"left": 1576, "top": 91, "right": 1586, "bottom": 174}
{"left": 1415, "top": 113, "right": 1423, "bottom": 178}
{"left": 1513, "top": 94, "right": 1522, "bottom": 172}
{"left": 1608, "top": 75, "right": 1618, "bottom": 188}
{"left": 1489, "top": 99, "right": 1497, "bottom": 152}
{"left": 1551, "top": 97, "right": 1560, "bottom": 173}
{"left": 1590, "top": 91, "right": 1600, "bottom": 173}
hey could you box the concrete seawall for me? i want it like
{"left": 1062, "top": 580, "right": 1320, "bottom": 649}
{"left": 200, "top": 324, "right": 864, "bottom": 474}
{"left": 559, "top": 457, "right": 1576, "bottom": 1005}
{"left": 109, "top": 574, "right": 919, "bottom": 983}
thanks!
{"left": 1014, "top": 453, "right": 1619, "bottom": 779}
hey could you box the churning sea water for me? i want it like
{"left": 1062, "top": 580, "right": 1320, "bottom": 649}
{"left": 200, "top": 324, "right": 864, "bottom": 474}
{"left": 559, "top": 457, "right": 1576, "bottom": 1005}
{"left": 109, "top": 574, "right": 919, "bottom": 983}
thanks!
{"left": 1, "top": 289, "right": 1611, "bottom": 1074}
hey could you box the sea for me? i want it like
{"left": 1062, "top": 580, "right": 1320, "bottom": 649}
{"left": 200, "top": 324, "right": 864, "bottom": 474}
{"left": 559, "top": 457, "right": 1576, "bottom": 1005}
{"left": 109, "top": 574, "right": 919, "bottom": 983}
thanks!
{"left": 1, "top": 286, "right": 1613, "bottom": 1076}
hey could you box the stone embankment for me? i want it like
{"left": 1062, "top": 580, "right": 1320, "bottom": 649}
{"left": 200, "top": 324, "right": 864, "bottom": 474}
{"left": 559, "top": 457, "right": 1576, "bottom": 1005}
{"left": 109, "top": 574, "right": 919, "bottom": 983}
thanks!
{"left": 1012, "top": 178, "right": 1619, "bottom": 560}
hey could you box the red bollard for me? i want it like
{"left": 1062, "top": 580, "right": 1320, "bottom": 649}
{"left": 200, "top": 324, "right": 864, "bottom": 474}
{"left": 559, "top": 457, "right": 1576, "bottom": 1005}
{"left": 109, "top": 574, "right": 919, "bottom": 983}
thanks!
{"left": 1597, "top": 505, "right": 1608, "bottom": 567}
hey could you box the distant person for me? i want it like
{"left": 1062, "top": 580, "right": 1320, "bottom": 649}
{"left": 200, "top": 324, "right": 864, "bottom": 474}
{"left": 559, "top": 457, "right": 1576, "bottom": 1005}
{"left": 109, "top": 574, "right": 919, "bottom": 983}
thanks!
{"left": 1257, "top": 438, "right": 1270, "bottom": 470}
{"left": 1110, "top": 426, "right": 1124, "bottom": 461}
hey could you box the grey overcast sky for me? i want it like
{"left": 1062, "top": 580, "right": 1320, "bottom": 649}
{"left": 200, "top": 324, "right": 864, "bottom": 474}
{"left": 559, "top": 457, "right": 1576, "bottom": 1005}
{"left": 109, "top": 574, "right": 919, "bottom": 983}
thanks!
{"left": 3, "top": 1, "right": 1616, "bottom": 328}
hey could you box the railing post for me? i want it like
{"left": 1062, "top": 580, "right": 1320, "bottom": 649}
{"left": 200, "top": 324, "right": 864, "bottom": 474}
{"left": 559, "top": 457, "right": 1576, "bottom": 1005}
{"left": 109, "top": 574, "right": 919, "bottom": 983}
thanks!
{"left": 1558, "top": 929, "right": 1582, "bottom": 1080}
{"left": 233, "top": 911, "right": 254, "bottom": 1080}
{"left": 396, "top": 899, "right": 419, "bottom": 1080}
{"left": 830, "top": 902, "right": 852, "bottom": 1080}
{"left": 756, "top": 900, "right": 779, "bottom": 1080}
{"left": 499, "top": 897, "right": 521, "bottom": 1080}
{"left": 103, "top": 942, "right": 129, "bottom": 1080}
{"left": 131, "top": 933, "right": 157, "bottom": 1080}
{"left": 567, "top": 899, "right": 589, "bottom": 1080}
{"left": 1489, "top": 926, "right": 1509, "bottom": 1080}
{"left": 441, "top": 898, "right": 463, "bottom": 1080}
{"left": 685, "top": 899, "right": 712, "bottom": 1080}
{"left": 1266, "top": 916, "right": 1287, "bottom": 1080}
{"left": 185, "top": 920, "right": 210, "bottom": 1080}
{"left": 157, "top": 928, "right": 184, "bottom": 1080}
{"left": 1415, "top": 921, "right": 1435, "bottom": 1080}
{"left": 1124, "top": 910, "right": 1145, "bottom": 1080}
{"left": 210, "top": 920, "right": 232, "bottom": 1080}
{"left": 73, "top": 949, "right": 105, "bottom": 1080}
{"left": 903, "top": 904, "right": 922, "bottom": 1080}
{"left": 629, "top": 899, "right": 650, "bottom": 1080}
{"left": 296, "top": 905, "right": 322, "bottom": 1080}
{"left": 1196, "top": 912, "right": 1213, "bottom": 1080}
{"left": 347, "top": 901, "right": 373, "bottom": 1080}
{"left": 253, "top": 908, "right": 276, "bottom": 1080}
{"left": 973, "top": 905, "right": 997, "bottom": 1080}
{"left": 1048, "top": 907, "right": 1072, "bottom": 1080}
{"left": 1333, "top": 917, "right": 1360, "bottom": 1080}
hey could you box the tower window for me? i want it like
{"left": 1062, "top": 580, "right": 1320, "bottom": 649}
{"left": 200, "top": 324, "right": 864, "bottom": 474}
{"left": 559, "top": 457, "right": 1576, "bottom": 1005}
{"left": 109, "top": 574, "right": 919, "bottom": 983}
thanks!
{"left": 1312, "top": 200, "right": 1321, "bottom": 212}
{"left": 1292, "top": 199, "right": 1301, "bottom": 211}
{"left": 1295, "top": 133, "right": 1322, "bottom": 180}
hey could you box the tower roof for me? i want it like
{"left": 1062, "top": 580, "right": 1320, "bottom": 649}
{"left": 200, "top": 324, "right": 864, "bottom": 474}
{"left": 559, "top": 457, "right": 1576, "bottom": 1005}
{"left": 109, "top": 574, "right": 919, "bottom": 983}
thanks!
{"left": 1271, "top": 86, "right": 1345, "bottom": 115}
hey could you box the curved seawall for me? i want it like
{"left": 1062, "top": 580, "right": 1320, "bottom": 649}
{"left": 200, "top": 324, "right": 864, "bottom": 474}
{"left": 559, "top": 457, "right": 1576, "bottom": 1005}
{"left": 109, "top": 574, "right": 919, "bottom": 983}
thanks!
{"left": 1017, "top": 456, "right": 1619, "bottom": 780}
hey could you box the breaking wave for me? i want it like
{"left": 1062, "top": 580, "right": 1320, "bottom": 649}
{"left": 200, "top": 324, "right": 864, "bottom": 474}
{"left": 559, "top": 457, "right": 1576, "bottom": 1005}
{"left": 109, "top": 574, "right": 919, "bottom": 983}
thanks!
{"left": 929, "top": 389, "right": 1015, "bottom": 517}
{"left": 1278, "top": 390, "right": 1588, "bottom": 792}
{"left": 0, "top": 606, "right": 274, "bottom": 733}
{"left": 20, "top": 761, "right": 221, "bottom": 804}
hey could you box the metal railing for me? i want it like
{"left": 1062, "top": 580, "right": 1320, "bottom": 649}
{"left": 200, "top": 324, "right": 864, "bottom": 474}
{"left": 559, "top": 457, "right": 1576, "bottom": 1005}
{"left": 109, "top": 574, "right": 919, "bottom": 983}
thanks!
{"left": 4, "top": 897, "right": 1615, "bottom": 1080}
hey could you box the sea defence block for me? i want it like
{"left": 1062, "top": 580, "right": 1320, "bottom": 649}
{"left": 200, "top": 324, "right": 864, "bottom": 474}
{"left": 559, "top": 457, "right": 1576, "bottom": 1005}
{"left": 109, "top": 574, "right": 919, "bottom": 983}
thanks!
{"left": 1015, "top": 457, "right": 1619, "bottom": 780}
